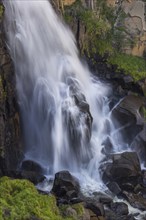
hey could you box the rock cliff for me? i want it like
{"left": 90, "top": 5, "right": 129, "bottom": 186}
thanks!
{"left": 0, "top": 4, "right": 22, "bottom": 176}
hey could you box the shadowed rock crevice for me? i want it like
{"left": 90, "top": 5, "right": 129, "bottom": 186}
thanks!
{"left": 0, "top": 5, "right": 22, "bottom": 176}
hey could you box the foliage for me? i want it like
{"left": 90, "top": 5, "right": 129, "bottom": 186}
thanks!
{"left": 59, "top": 203, "right": 84, "bottom": 219}
{"left": 64, "top": 0, "right": 114, "bottom": 56}
{"left": 0, "top": 4, "right": 4, "bottom": 18}
{"left": 108, "top": 53, "right": 146, "bottom": 81}
{"left": 0, "top": 177, "right": 73, "bottom": 220}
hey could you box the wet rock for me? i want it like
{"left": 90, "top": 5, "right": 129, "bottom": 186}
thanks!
{"left": 130, "top": 123, "right": 146, "bottom": 166}
{"left": 19, "top": 160, "right": 45, "bottom": 184}
{"left": 104, "top": 208, "right": 136, "bottom": 220}
{"left": 20, "top": 170, "right": 45, "bottom": 185}
{"left": 0, "top": 13, "right": 22, "bottom": 175}
{"left": 111, "top": 95, "right": 145, "bottom": 146}
{"left": 101, "top": 137, "right": 113, "bottom": 155}
{"left": 117, "top": 95, "right": 145, "bottom": 125}
{"left": 61, "top": 80, "right": 93, "bottom": 164}
{"left": 104, "top": 201, "right": 136, "bottom": 220}
{"left": 95, "top": 193, "right": 113, "bottom": 205}
{"left": 110, "top": 202, "right": 128, "bottom": 216}
{"left": 102, "top": 152, "right": 141, "bottom": 185}
{"left": 134, "top": 184, "right": 143, "bottom": 194}
{"left": 21, "top": 160, "right": 44, "bottom": 173}
{"left": 85, "top": 202, "right": 104, "bottom": 217}
{"left": 107, "top": 182, "right": 122, "bottom": 195}
{"left": 52, "top": 170, "right": 80, "bottom": 202}
{"left": 121, "top": 183, "right": 135, "bottom": 192}
{"left": 123, "top": 191, "right": 146, "bottom": 211}
{"left": 142, "top": 170, "right": 146, "bottom": 187}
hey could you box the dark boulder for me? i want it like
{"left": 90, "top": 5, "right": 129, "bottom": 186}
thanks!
{"left": 52, "top": 170, "right": 80, "bottom": 202}
{"left": 85, "top": 202, "right": 105, "bottom": 217}
{"left": 110, "top": 202, "right": 128, "bottom": 216}
{"left": 19, "top": 160, "right": 45, "bottom": 184}
{"left": 111, "top": 95, "right": 145, "bottom": 146}
{"left": 20, "top": 170, "right": 45, "bottom": 185}
{"left": 130, "top": 123, "right": 146, "bottom": 166}
{"left": 106, "top": 182, "right": 122, "bottom": 195}
{"left": 104, "top": 207, "right": 136, "bottom": 220}
{"left": 102, "top": 152, "right": 141, "bottom": 186}
{"left": 123, "top": 191, "right": 146, "bottom": 211}
{"left": 21, "top": 160, "right": 44, "bottom": 173}
{"left": 104, "top": 200, "right": 136, "bottom": 220}
{"left": 92, "top": 192, "right": 113, "bottom": 205}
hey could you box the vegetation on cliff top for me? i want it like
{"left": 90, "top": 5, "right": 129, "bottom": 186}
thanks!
{"left": 64, "top": 0, "right": 146, "bottom": 82}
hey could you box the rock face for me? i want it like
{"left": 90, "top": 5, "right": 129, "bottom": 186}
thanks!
{"left": 0, "top": 6, "right": 22, "bottom": 175}
{"left": 111, "top": 94, "right": 145, "bottom": 147}
{"left": 115, "top": 0, "right": 146, "bottom": 57}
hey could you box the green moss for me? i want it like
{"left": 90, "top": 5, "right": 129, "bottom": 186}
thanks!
{"left": 108, "top": 53, "right": 146, "bottom": 81}
{"left": 71, "top": 203, "right": 84, "bottom": 216}
{"left": 59, "top": 203, "right": 84, "bottom": 220}
{"left": 0, "top": 4, "right": 4, "bottom": 18}
{"left": 0, "top": 177, "right": 73, "bottom": 220}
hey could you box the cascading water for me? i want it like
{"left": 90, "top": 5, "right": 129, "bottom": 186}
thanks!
{"left": 3, "top": 0, "right": 124, "bottom": 191}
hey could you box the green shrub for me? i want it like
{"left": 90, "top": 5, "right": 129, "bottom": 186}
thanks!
{"left": 0, "top": 177, "right": 73, "bottom": 220}
{"left": 108, "top": 53, "right": 146, "bottom": 81}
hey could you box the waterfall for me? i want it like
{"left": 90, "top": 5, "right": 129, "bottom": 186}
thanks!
{"left": 3, "top": 0, "right": 123, "bottom": 191}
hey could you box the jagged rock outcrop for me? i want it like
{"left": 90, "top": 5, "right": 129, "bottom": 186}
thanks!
{"left": 0, "top": 4, "right": 22, "bottom": 175}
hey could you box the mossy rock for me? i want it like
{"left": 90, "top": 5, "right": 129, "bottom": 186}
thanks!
{"left": 0, "top": 177, "right": 73, "bottom": 220}
{"left": 0, "top": 4, "right": 4, "bottom": 19}
{"left": 59, "top": 203, "right": 85, "bottom": 220}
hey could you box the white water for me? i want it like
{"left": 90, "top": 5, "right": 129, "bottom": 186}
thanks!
{"left": 3, "top": 0, "right": 124, "bottom": 191}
